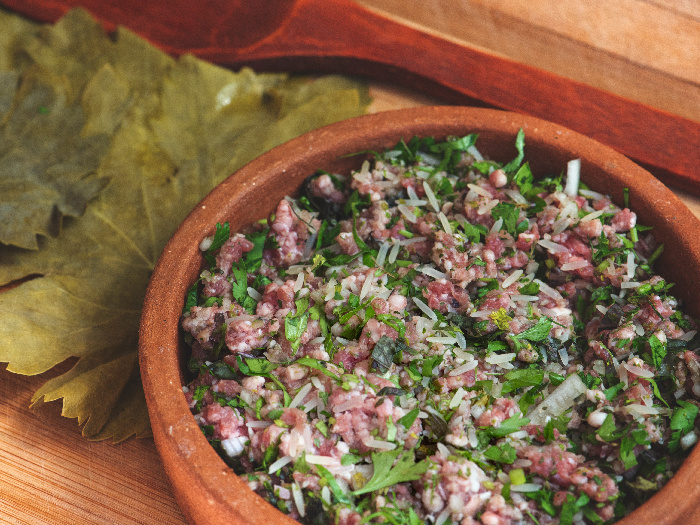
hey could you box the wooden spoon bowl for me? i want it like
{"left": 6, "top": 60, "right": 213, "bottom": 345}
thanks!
{"left": 139, "top": 106, "right": 700, "bottom": 524}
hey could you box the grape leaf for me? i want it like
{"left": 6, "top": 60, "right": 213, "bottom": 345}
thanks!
{"left": 0, "top": 8, "right": 370, "bottom": 441}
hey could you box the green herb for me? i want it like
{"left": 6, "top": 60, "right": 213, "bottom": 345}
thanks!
{"left": 316, "top": 464, "right": 353, "bottom": 504}
{"left": 513, "top": 316, "right": 552, "bottom": 342}
{"left": 491, "top": 202, "right": 523, "bottom": 237}
{"left": 398, "top": 407, "right": 420, "bottom": 430}
{"left": 502, "top": 128, "right": 525, "bottom": 173}
{"left": 285, "top": 299, "right": 310, "bottom": 354}
{"left": 480, "top": 413, "right": 530, "bottom": 438}
{"left": 483, "top": 442, "right": 517, "bottom": 464}
{"left": 668, "top": 400, "right": 699, "bottom": 452}
{"left": 294, "top": 356, "right": 340, "bottom": 381}
{"left": 352, "top": 448, "right": 429, "bottom": 495}
{"left": 371, "top": 336, "right": 408, "bottom": 374}
{"left": 207, "top": 222, "right": 231, "bottom": 255}
{"left": 501, "top": 368, "right": 545, "bottom": 394}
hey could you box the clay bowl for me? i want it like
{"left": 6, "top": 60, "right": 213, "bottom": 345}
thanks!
{"left": 139, "top": 106, "right": 700, "bottom": 524}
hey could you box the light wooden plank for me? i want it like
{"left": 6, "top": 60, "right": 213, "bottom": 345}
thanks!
{"left": 357, "top": 0, "right": 700, "bottom": 122}
{"left": 476, "top": 0, "right": 700, "bottom": 83}
{"left": 0, "top": 366, "right": 187, "bottom": 525}
{"left": 643, "top": 0, "right": 700, "bottom": 20}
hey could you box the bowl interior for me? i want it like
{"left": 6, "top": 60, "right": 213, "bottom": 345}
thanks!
{"left": 139, "top": 106, "right": 700, "bottom": 524}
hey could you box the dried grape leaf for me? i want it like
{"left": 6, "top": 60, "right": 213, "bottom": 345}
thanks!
{"left": 0, "top": 8, "right": 370, "bottom": 441}
{"left": 0, "top": 74, "right": 111, "bottom": 249}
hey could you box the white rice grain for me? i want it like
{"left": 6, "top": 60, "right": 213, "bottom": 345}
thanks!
{"left": 376, "top": 241, "right": 390, "bottom": 266}
{"left": 397, "top": 204, "right": 418, "bottom": 223}
{"left": 489, "top": 217, "right": 504, "bottom": 235}
{"left": 423, "top": 180, "right": 440, "bottom": 212}
{"left": 449, "top": 361, "right": 479, "bottom": 376}
{"left": 449, "top": 387, "right": 467, "bottom": 409}
{"left": 420, "top": 265, "right": 448, "bottom": 280}
{"left": 413, "top": 297, "right": 438, "bottom": 322}
{"left": 580, "top": 209, "right": 605, "bottom": 222}
{"left": 501, "top": 270, "right": 523, "bottom": 289}
{"left": 388, "top": 241, "right": 401, "bottom": 263}
{"left": 485, "top": 353, "right": 516, "bottom": 365}
{"left": 292, "top": 482, "right": 305, "bottom": 518}
{"left": 467, "top": 183, "right": 491, "bottom": 198}
{"left": 268, "top": 455, "right": 293, "bottom": 474}
{"left": 305, "top": 454, "right": 339, "bottom": 466}
{"left": 247, "top": 287, "right": 262, "bottom": 301}
{"left": 364, "top": 438, "right": 397, "bottom": 450}
{"left": 290, "top": 383, "right": 313, "bottom": 409}
{"left": 561, "top": 260, "right": 588, "bottom": 271}
{"left": 438, "top": 211, "right": 453, "bottom": 235}
{"left": 537, "top": 239, "right": 568, "bottom": 253}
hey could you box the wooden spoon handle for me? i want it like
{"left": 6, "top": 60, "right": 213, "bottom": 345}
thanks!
{"left": 3, "top": 0, "right": 699, "bottom": 193}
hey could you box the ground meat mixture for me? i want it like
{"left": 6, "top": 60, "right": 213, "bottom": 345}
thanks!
{"left": 181, "top": 131, "right": 700, "bottom": 524}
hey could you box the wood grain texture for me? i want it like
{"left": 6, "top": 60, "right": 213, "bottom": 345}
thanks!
{"left": 358, "top": 0, "right": 700, "bottom": 123}
{"left": 0, "top": 363, "right": 186, "bottom": 525}
{"left": 0, "top": 0, "right": 698, "bottom": 195}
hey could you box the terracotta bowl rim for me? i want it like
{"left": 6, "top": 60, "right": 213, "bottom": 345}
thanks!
{"left": 139, "top": 106, "right": 700, "bottom": 525}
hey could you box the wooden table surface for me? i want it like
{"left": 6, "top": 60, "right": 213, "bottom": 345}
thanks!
{"left": 1, "top": 1, "right": 699, "bottom": 524}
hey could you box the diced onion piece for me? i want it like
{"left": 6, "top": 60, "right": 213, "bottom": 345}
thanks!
{"left": 681, "top": 431, "right": 698, "bottom": 450}
{"left": 623, "top": 362, "right": 655, "bottom": 378}
{"left": 529, "top": 373, "right": 587, "bottom": 426}
{"left": 564, "top": 158, "right": 581, "bottom": 197}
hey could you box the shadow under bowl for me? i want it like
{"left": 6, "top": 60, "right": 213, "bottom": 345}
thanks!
{"left": 139, "top": 106, "right": 700, "bottom": 525}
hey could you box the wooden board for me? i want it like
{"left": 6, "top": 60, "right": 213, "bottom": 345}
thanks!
{"left": 1, "top": 2, "right": 700, "bottom": 523}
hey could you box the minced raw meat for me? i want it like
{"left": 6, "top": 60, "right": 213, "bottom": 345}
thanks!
{"left": 181, "top": 130, "right": 700, "bottom": 524}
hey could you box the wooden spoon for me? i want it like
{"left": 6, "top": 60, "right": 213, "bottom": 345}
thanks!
{"left": 4, "top": 0, "right": 700, "bottom": 194}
